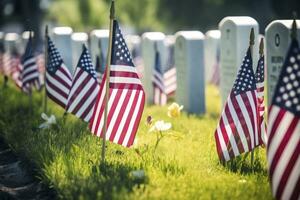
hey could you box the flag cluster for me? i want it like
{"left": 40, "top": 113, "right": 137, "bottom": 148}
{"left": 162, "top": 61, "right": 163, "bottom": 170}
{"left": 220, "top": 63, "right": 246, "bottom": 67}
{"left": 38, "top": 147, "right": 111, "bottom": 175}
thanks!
{"left": 214, "top": 48, "right": 262, "bottom": 162}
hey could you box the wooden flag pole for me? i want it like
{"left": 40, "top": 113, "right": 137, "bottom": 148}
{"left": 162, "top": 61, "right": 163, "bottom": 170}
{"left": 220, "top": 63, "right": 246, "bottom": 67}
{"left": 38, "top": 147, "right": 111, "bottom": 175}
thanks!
{"left": 291, "top": 12, "right": 297, "bottom": 40}
{"left": 29, "top": 31, "right": 33, "bottom": 113}
{"left": 249, "top": 28, "right": 255, "bottom": 170}
{"left": 101, "top": 0, "right": 115, "bottom": 164}
{"left": 43, "top": 26, "right": 48, "bottom": 113}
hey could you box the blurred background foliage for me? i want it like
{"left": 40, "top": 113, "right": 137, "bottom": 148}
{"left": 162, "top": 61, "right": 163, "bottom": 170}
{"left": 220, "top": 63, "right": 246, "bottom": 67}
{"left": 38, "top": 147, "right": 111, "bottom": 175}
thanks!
{"left": 0, "top": 0, "right": 299, "bottom": 37}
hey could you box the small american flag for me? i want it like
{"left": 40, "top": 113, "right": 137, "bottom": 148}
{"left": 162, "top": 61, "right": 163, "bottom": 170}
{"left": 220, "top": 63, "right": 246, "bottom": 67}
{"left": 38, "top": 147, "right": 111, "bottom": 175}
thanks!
{"left": 255, "top": 55, "right": 267, "bottom": 145}
{"left": 214, "top": 48, "right": 260, "bottom": 162}
{"left": 66, "top": 46, "right": 100, "bottom": 122}
{"left": 210, "top": 48, "right": 220, "bottom": 86}
{"left": 152, "top": 44, "right": 176, "bottom": 106}
{"left": 89, "top": 20, "right": 145, "bottom": 147}
{"left": 267, "top": 38, "right": 300, "bottom": 200}
{"left": 21, "top": 35, "right": 41, "bottom": 93}
{"left": 46, "top": 36, "right": 72, "bottom": 109}
{"left": 0, "top": 42, "right": 4, "bottom": 74}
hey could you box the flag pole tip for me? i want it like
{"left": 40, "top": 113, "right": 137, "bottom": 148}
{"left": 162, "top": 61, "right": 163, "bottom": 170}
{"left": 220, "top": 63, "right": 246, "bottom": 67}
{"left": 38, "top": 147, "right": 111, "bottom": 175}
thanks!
{"left": 259, "top": 38, "right": 264, "bottom": 55}
{"left": 291, "top": 12, "right": 298, "bottom": 39}
{"left": 45, "top": 25, "right": 48, "bottom": 35}
{"left": 110, "top": 0, "right": 115, "bottom": 20}
{"left": 249, "top": 28, "right": 255, "bottom": 46}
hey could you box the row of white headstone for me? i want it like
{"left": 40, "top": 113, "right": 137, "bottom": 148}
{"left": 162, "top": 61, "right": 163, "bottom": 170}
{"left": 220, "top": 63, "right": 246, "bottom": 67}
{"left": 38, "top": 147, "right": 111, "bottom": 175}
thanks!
{"left": 1, "top": 17, "right": 300, "bottom": 115}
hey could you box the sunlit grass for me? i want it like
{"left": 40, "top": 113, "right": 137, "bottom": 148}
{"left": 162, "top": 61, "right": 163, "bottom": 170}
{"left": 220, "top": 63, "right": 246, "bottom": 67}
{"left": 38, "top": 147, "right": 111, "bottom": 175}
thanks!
{"left": 0, "top": 81, "right": 272, "bottom": 200}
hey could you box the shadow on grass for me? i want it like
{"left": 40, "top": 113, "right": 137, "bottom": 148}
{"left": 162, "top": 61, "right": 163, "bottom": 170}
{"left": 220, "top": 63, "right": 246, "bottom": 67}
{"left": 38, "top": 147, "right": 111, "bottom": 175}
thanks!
{"left": 62, "top": 162, "right": 148, "bottom": 199}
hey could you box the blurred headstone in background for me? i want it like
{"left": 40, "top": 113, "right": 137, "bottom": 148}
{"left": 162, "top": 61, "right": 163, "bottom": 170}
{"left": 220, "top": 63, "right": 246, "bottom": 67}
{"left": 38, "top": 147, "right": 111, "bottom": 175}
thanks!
{"left": 204, "top": 30, "right": 221, "bottom": 85}
{"left": 219, "top": 16, "right": 259, "bottom": 105}
{"left": 141, "top": 32, "right": 166, "bottom": 104}
{"left": 71, "top": 32, "right": 88, "bottom": 71}
{"left": 175, "top": 31, "right": 205, "bottom": 114}
{"left": 52, "top": 27, "right": 73, "bottom": 74}
{"left": 265, "top": 19, "right": 300, "bottom": 105}
{"left": 125, "top": 35, "right": 144, "bottom": 77}
{"left": 89, "top": 29, "right": 109, "bottom": 72}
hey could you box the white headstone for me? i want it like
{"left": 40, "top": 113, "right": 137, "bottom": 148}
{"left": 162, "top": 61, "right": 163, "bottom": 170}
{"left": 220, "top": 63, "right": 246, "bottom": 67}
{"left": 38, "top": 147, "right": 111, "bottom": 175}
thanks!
{"left": 4, "top": 33, "right": 20, "bottom": 54}
{"left": 265, "top": 20, "right": 300, "bottom": 105}
{"left": 175, "top": 31, "right": 205, "bottom": 114}
{"left": 52, "top": 27, "right": 73, "bottom": 74}
{"left": 71, "top": 32, "right": 88, "bottom": 71}
{"left": 90, "top": 29, "right": 109, "bottom": 69}
{"left": 204, "top": 30, "right": 221, "bottom": 83}
{"left": 219, "top": 16, "right": 259, "bottom": 104}
{"left": 141, "top": 32, "right": 167, "bottom": 103}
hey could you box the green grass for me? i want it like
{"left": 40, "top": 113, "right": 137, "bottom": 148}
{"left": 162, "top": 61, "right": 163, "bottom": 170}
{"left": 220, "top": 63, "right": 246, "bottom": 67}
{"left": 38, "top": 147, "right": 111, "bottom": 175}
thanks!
{"left": 0, "top": 81, "right": 273, "bottom": 200}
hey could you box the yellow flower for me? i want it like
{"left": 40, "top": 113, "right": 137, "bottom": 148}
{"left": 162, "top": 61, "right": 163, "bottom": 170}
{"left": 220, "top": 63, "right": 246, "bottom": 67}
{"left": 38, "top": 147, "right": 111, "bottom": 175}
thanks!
{"left": 167, "top": 103, "right": 184, "bottom": 118}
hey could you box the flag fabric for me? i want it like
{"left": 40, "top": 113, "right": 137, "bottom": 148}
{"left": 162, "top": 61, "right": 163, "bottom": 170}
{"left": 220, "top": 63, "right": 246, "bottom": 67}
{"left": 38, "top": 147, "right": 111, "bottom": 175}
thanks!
{"left": 210, "top": 48, "right": 220, "bottom": 86}
{"left": 267, "top": 38, "right": 300, "bottom": 200}
{"left": 21, "top": 36, "right": 41, "bottom": 93}
{"left": 152, "top": 46, "right": 176, "bottom": 106}
{"left": 152, "top": 47, "right": 167, "bottom": 105}
{"left": 89, "top": 20, "right": 145, "bottom": 147}
{"left": 255, "top": 55, "right": 267, "bottom": 145}
{"left": 66, "top": 46, "right": 99, "bottom": 122}
{"left": 46, "top": 36, "right": 72, "bottom": 109}
{"left": 214, "top": 48, "right": 259, "bottom": 162}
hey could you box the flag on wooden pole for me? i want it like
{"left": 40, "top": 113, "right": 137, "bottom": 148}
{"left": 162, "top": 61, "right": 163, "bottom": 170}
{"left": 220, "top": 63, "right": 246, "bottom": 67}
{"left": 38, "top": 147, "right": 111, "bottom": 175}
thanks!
{"left": 21, "top": 33, "right": 41, "bottom": 93}
{"left": 66, "top": 45, "right": 100, "bottom": 122}
{"left": 89, "top": 20, "right": 145, "bottom": 147}
{"left": 255, "top": 40, "right": 267, "bottom": 145}
{"left": 267, "top": 19, "right": 300, "bottom": 200}
{"left": 45, "top": 36, "right": 72, "bottom": 109}
{"left": 214, "top": 47, "right": 260, "bottom": 162}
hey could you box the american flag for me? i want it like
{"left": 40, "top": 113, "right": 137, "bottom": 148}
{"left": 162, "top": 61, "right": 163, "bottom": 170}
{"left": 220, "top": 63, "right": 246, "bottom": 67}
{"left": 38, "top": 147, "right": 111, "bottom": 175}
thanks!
{"left": 267, "top": 38, "right": 300, "bottom": 200}
{"left": 66, "top": 45, "right": 99, "bottom": 122}
{"left": 210, "top": 48, "right": 220, "bottom": 86}
{"left": 46, "top": 36, "right": 72, "bottom": 109}
{"left": 21, "top": 35, "right": 41, "bottom": 93}
{"left": 255, "top": 55, "right": 267, "bottom": 145}
{"left": 152, "top": 44, "right": 176, "bottom": 106}
{"left": 89, "top": 20, "right": 145, "bottom": 147}
{"left": 214, "top": 48, "right": 259, "bottom": 162}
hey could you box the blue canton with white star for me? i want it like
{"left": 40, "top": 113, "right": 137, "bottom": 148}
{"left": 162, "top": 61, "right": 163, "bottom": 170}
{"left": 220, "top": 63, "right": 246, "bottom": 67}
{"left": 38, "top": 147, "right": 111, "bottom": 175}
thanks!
{"left": 22, "top": 36, "right": 34, "bottom": 63}
{"left": 78, "top": 46, "right": 97, "bottom": 79}
{"left": 47, "top": 37, "right": 64, "bottom": 75}
{"left": 255, "top": 56, "right": 264, "bottom": 83}
{"left": 111, "top": 20, "right": 134, "bottom": 67}
{"left": 232, "top": 48, "right": 256, "bottom": 95}
{"left": 272, "top": 39, "right": 300, "bottom": 116}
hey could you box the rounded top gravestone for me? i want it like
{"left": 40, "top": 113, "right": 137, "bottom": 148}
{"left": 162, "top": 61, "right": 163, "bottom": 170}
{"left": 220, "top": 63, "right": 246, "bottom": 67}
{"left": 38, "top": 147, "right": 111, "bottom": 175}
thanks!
{"left": 205, "top": 30, "right": 221, "bottom": 83}
{"left": 265, "top": 20, "right": 300, "bottom": 105}
{"left": 52, "top": 26, "right": 73, "bottom": 74}
{"left": 71, "top": 32, "right": 88, "bottom": 71}
{"left": 141, "top": 32, "right": 166, "bottom": 104}
{"left": 4, "top": 33, "right": 20, "bottom": 53}
{"left": 89, "top": 29, "right": 109, "bottom": 69}
{"left": 175, "top": 31, "right": 205, "bottom": 114}
{"left": 219, "top": 16, "right": 259, "bottom": 105}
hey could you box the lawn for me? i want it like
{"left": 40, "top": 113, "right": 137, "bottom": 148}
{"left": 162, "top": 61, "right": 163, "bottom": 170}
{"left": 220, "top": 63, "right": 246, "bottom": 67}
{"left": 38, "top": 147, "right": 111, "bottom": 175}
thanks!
{"left": 0, "top": 81, "right": 273, "bottom": 200}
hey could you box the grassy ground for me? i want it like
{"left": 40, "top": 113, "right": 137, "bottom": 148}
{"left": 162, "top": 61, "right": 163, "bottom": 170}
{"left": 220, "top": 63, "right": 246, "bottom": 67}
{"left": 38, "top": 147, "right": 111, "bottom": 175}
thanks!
{"left": 0, "top": 81, "right": 273, "bottom": 200}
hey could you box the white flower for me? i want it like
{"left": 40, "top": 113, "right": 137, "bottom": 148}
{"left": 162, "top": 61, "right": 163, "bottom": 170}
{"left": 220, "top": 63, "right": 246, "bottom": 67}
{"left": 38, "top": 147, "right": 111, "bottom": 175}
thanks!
{"left": 39, "top": 113, "right": 56, "bottom": 129}
{"left": 131, "top": 170, "right": 145, "bottom": 179}
{"left": 149, "top": 120, "right": 172, "bottom": 132}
